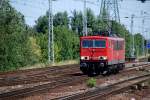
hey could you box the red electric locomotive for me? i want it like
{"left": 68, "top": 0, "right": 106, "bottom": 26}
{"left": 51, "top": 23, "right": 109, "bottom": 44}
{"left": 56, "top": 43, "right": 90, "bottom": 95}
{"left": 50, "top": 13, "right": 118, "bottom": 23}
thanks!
{"left": 80, "top": 35, "right": 125, "bottom": 75}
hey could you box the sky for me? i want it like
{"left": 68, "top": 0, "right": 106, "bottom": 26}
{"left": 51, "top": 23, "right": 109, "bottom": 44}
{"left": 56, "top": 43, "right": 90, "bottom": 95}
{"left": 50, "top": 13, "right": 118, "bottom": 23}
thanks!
{"left": 10, "top": 0, "right": 150, "bottom": 38}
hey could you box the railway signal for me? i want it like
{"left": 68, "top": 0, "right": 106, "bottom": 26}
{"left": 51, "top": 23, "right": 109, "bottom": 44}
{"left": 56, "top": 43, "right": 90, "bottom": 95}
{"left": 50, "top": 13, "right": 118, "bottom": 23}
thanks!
{"left": 146, "top": 42, "right": 150, "bottom": 48}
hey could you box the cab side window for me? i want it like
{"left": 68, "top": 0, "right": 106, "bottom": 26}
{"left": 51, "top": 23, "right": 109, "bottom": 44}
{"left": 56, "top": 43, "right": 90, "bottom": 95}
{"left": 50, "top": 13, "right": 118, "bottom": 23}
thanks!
{"left": 118, "top": 41, "right": 124, "bottom": 50}
{"left": 109, "top": 40, "right": 111, "bottom": 48}
{"left": 114, "top": 41, "right": 118, "bottom": 50}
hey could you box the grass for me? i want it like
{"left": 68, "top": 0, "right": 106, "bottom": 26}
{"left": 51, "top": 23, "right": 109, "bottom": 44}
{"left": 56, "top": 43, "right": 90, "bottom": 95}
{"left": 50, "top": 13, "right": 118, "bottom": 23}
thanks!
{"left": 86, "top": 78, "right": 96, "bottom": 88}
{"left": 19, "top": 60, "right": 79, "bottom": 70}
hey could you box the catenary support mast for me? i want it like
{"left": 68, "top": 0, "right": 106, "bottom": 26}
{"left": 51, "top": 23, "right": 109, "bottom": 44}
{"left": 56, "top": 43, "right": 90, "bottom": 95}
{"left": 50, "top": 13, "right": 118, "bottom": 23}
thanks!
{"left": 48, "top": 0, "right": 54, "bottom": 64}
{"left": 83, "top": 0, "right": 87, "bottom": 36}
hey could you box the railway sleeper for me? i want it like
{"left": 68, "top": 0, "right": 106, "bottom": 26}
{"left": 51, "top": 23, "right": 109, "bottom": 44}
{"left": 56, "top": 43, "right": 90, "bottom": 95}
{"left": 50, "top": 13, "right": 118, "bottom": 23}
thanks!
{"left": 130, "top": 82, "right": 149, "bottom": 91}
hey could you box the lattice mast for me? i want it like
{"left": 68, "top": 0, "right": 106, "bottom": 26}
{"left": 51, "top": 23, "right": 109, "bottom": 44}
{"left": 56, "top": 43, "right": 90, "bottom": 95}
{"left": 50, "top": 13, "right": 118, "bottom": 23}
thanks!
{"left": 100, "top": 0, "right": 120, "bottom": 22}
{"left": 48, "top": 0, "right": 54, "bottom": 64}
{"left": 99, "top": 0, "right": 120, "bottom": 33}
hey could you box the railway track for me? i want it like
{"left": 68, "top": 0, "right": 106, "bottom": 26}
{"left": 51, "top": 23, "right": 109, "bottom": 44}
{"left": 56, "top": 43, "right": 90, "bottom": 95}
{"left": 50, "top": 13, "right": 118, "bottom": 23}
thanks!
{"left": 0, "top": 64, "right": 78, "bottom": 76}
{"left": 0, "top": 64, "right": 79, "bottom": 86}
{"left": 0, "top": 62, "right": 148, "bottom": 87}
{"left": 0, "top": 73, "right": 87, "bottom": 100}
{"left": 56, "top": 73, "right": 150, "bottom": 100}
{"left": 0, "top": 62, "right": 150, "bottom": 100}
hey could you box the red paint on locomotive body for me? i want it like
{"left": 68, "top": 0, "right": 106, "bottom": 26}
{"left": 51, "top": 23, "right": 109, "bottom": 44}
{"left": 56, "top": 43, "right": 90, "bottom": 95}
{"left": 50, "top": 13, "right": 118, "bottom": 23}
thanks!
{"left": 80, "top": 35, "right": 125, "bottom": 75}
{"left": 80, "top": 36, "right": 107, "bottom": 61}
{"left": 80, "top": 36, "right": 125, "bottom": 64}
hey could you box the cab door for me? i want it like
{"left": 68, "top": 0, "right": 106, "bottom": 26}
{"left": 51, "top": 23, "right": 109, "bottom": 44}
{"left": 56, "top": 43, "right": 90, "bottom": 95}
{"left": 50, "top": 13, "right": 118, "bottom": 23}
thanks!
{"left": 113, "top": 40, "right": 118, "bottom": 64}
{"left": 107, "top": 39, "right": 113, "bottom": 65}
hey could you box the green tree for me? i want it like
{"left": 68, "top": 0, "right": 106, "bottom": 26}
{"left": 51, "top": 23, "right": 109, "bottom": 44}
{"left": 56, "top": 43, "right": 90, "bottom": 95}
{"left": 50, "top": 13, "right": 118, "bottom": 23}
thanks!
{"left": 134, "top": 33, "right": 144, "bottom": 57}
{"left": 35, "top": 15, "right": 48, "bottom": 34}
{"left": 35, "top": 11, "right": 69, "bottom": 34}
{"left": 86, "top": 8, "right": 96, "bottom": 35}
{"left": 71, "top": 10, "right": 83, "bottom": 36}
{"left": 54, "top": 26, "right": 79, "bottom": 61}
{"left": 92, "top": 19, "right": 109, "bottom": 34}
{"left": 54, "top": 11, "right": 69, "bottom": 27}
{"left": 36, "top": 33, "right": 48, "bottom": 62}
{"left": 0, "top": 0, "right": 40, "bottom": 71}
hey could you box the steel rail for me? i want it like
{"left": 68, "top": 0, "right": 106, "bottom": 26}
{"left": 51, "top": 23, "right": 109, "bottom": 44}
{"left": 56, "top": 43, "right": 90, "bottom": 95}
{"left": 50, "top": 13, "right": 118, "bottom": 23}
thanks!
{"left": 0, "top": 65, "right": 79, "bottom": 86}
{"left": 57, "top": 73, "right": 150, "bottom": 100}
{"left": 0, "top": 75, "right": 87, "bottom": 100}
{"left": 0, "top": 63, "right": 149, "bottom": 99}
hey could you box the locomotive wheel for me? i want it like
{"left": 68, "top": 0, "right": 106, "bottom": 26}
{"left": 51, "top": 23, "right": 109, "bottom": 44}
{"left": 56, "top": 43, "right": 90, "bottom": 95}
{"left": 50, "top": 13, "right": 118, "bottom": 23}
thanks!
{"left": 107, "top": 68, "right": 112, "bottom": 75}
{"left": 80, "top": 66, "right": 88, "bottom": 75}
{"left": 113, "top": 65, "right": 119, "bottom": 74}
{"left": 87, "top": 67, "right": 99, "bottom": 76}
{"left": 102, "top": 68, "right": 111, "bottom": 76}
{"left": 87, "top": 71, "right": 95, "bottom": 77}
{"left": 95, "top": 67, "right": 100, "bottom": 75}
{"left": 81, "top": 68, "right": 88, "bottom": 75}
{"left": 118, "top": 64, "right": 124, "bottom": 70}
{"left": 101, "top": 71, "right": 108, "bottom": 76}
{"left": 82, "top": 70, "right": 87, "bottom": 75}
{"left": 113, "top": 68, "right": 119, "bottom": 74}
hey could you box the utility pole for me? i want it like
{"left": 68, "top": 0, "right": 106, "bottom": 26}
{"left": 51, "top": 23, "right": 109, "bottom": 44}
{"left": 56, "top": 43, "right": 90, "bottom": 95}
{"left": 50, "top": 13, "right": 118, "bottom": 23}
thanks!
{"left": 48, "top": 0, "right": 51, "bottom": 63}
{"left": 141, "top": 11, "right": 145, "bottom": 56}
{"left": 51, "top": 0, "right": 54, "bottom": 64}
{"left": 148, "top": 32, "right": 149, "bottom": 56}
{"left": 68, "top": 16, "right": 72, "bottom": 30}
{"left": 83, "top": 0, "right": 87, "bottom": 36}
{"left": 145, "top": 30, "right": 148, "bottom": 57}
{"left": 130, "top": 14, "right": 135, "bottom": 58}
{"left": 48, "top": 0, "right": 54, "bottom": 64}
{"left": 0, "top": 0, "right": 3, "bottom": 8}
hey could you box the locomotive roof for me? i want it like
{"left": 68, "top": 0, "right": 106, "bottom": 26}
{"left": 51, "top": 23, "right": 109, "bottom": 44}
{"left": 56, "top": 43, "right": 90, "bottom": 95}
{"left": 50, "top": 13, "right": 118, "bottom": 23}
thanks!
{"left": 80, "top": 35, "right": 124, "bottom": 41}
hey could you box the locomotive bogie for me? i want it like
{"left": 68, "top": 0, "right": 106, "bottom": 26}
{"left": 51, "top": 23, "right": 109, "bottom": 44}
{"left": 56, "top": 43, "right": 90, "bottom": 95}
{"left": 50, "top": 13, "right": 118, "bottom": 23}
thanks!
{"left": 80, "top": 61, "right": 124, "bottom": 75}
{"left": 80, "top": 61, "right": 107, "bottom": 75}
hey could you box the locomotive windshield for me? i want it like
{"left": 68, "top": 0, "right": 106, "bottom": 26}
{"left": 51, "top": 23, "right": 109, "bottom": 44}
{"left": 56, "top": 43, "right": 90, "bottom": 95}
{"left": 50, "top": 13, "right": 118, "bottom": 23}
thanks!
{"left": 82, "top": 40, "right": 93, "bottom": 48}
{"left": 94, "top": 40, "right": 106, "bottom": 48}
{"left": 82, "top": 40, "right": 106, "bottom": 48}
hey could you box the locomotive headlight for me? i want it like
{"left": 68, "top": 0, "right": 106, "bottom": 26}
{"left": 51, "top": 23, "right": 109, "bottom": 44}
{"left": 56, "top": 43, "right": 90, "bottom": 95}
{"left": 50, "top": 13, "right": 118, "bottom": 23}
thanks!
{"left": 103, "top": 56, "right": 107, "bottom": 60}
{"left": 81, "top": 56, "right": 85, "bottom": 60}
{"left": 99, "top": 56, "right": 107, "bottom": 60}
{"left": 81, "top": 56, "right": 89, "bottom": 60}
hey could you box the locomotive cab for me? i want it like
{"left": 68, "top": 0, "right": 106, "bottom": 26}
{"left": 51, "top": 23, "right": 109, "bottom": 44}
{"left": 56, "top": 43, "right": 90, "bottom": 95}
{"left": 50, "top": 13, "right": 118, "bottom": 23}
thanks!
{"left": 80, "top": 35, "right": 125, "bottom": 75}
{"left": 80, "top": 36, "right": 108, "bottom": 75}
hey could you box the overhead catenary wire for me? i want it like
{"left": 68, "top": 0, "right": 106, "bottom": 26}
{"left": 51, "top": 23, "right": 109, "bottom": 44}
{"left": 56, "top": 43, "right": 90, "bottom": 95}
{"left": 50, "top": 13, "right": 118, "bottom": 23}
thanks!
{"left": 9, "top": 0, "right": 150, "bottom": 33}
{"left": 10, "top": 1, "right": 48, "bottom": 16}
{"left": 10, "top": 1, "right": 150, "bottom": 23}
{"left": 10, "top": 0, "right": 47, "bottom": 9}
{"left": 5, "top": 0, "right": 150, "bottom": 61}
{"left": 74, "top": 0, "right": 99, "bottom": 6}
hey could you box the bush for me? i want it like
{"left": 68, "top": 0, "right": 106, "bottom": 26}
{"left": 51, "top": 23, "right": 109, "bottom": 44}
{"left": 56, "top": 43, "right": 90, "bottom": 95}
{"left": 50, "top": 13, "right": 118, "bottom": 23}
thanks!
{"left": 86, "top": 78, "right": 96, "bottom": 88}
